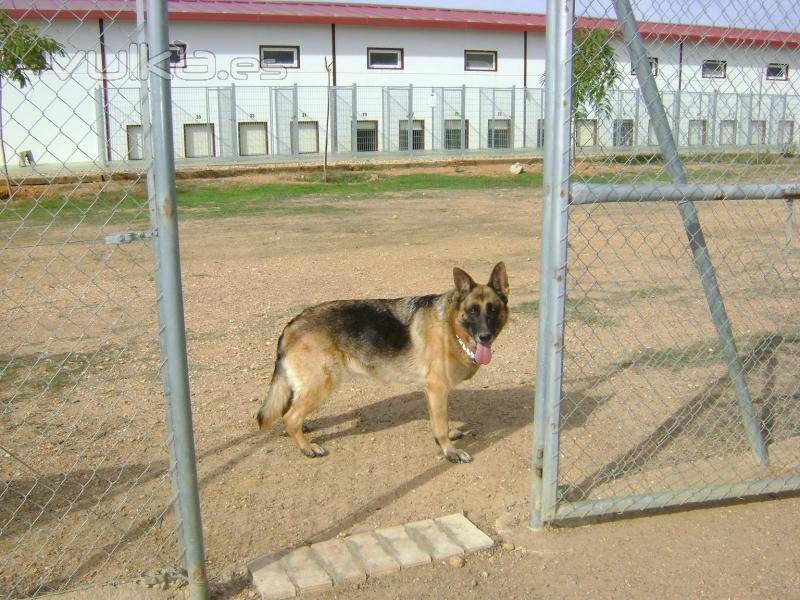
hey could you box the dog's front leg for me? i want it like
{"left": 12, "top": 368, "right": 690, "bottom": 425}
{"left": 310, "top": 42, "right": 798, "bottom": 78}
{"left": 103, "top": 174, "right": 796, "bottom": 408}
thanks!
{"left": 424, "top": 380, "right": 472, "bottom": 463}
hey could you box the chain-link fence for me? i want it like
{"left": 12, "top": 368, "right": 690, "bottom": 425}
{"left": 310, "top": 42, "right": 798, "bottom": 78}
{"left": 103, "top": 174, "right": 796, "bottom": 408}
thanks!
{"left": 532, "top": 0, "right": 800, "bottom": 526}
{"left": 1, "top": 1, "right": 207, "bottom": 598}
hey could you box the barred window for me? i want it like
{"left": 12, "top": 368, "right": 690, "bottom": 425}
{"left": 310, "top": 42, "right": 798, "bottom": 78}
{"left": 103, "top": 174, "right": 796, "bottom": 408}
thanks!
{"left": 488, "top": 118, "right": 510, "bottom": 148}
{"left": 444, "top": 119, "right": 469, "bottom": 150}
{"left": 398, "top": 120, "right": 424, "bottom": 151}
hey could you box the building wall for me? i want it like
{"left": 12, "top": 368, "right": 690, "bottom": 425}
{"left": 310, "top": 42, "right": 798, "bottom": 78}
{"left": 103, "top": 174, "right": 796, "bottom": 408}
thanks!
{"left": 2, "top": 16, "right": 798, "bottom": 167}
{"left": 3, "top": 19, "right": 109, "bottom": 166}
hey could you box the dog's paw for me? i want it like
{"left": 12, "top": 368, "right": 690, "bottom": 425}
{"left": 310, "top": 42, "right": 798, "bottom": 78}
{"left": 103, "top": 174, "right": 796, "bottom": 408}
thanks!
{"left": 301, "top": 443, "right": 328, "bottom": 458}
{"left": 445, "top": 447, "right": 473, "bottom": 463}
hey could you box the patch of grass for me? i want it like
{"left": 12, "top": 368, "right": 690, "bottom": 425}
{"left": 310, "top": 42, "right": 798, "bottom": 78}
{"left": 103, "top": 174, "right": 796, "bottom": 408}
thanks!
{"left": 581, "top": 171, "right": 673, "bottom": 185}
{"left": 514, "top": 297, "right": 615, "bottom": 327}
{"left": 600, "top": 284, "right": 683, "bottom": 304}
{"left": 0, "top": 348, "right": 113, "bottom": 401}
{"left": 624, "top": 342, "right": 721, "bottom": 371}
{"left": 1, "top": 191, "right": 151, "bottom": 227}
{"left": 3, "top": 171, "right": 544, "bottom": 225}
{"left": 571, "top": 302, "right": 616, "bottom": 327}
{"left": 620, "top": 333, "right": 800, "bottom": 372}
{"left": 515, "top": 300, "right": 539, "bottom": 314}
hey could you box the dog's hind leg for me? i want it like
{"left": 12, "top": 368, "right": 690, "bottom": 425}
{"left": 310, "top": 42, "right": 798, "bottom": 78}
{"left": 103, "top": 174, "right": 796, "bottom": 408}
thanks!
{"left": 284, "top": 394, "right": 328, "bottom": 457}
{"left": 282, "top": 349, "right": 341, "bottom": 458}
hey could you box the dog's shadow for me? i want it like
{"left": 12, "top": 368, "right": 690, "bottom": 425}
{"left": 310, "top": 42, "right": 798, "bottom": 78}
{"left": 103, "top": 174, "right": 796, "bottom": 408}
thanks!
{"left": 292, "top": 385, "right": 536, "bottom": 447}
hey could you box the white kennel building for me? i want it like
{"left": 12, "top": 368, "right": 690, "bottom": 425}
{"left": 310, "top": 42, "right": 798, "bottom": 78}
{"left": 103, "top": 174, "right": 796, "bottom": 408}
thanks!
{"left": 1, "top": 1, "right": 799, "bottom": 167}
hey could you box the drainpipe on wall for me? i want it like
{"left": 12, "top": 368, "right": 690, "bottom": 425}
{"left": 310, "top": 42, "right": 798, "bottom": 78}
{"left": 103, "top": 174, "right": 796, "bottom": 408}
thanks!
{"left": 675, "top": 39, "right": 683, "bottom": 145}
{"left": 523, "top": 31, "right": 528, "bottom": 88}
{"left": 523, "top": 31, "right": 528, "bottom": 146}
{"left": 331, "top": 24, "right": 337, "bottom": 86}
{"left": 98, "top": 18, "right": 112, "bottom": 163}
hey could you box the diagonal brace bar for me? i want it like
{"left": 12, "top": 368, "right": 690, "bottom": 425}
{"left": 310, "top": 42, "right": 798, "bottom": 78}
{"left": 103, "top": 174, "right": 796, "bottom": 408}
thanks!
{"left": 612, "top": 0, "right": 769, "bottom": 466}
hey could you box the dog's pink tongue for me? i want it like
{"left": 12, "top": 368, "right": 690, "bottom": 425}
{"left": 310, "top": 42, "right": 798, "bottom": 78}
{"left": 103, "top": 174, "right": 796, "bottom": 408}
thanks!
{"left": 474, "top": 342, "right": 492, "bottom": 365}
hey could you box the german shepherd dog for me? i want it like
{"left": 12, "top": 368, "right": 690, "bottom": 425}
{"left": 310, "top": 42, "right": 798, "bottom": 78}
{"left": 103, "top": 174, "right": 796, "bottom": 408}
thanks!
{"left": 256, "top": 263, "right": 509, "bottom": 463}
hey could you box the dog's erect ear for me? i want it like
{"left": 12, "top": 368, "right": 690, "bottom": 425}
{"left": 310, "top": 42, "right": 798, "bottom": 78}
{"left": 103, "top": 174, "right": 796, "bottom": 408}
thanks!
{"left": 453, "top": 267, "right": 475, "bottom": 297}
{"left": 488, "top": 262, "right": 510, "bottom": 300}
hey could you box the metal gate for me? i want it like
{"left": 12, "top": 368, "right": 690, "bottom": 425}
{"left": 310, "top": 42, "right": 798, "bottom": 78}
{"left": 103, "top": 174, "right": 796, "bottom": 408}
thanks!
{"left": 532, "top": 0, "right": 800, "bottom": 527}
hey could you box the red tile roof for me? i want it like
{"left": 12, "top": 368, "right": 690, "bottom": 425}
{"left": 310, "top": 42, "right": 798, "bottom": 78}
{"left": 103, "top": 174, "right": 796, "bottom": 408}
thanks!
{"left": 3, "top": 1, "right": 799, "bottom": 47}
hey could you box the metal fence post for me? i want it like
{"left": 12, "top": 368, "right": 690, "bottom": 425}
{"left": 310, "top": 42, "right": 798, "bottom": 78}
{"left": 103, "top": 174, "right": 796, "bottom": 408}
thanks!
{"left": 230, "top": 83, "right": 239, "bottom": 161}
{"left": 478, "top": 88, "right": 483, "bottom": 149}
{"left": 291, "top": 83, "right": 299, "bottom": 158}
{"left": 381, "top": 86, "right": 392, "bottom": 151}
{"left": 407, "top": 83, "right": 414, "bottom": 155}
{"left": 460, "top": 84, "right": 466, "bottom": 154}
{"left": 510, "top": 85, "right": 516, "bottom": 149}
{"left": 612, "top": 0, "right": 769, "bottom": 466}
{"left": 95, "top": 87, "right": 107, "bottom": 165}
{"left": 330, "top": 87, "right": 338, "bottom": 153}
{"left": 144, "top": 0, "right": 210, "bottom": 597}
{"left": 351, "top": 83, "right": 357, "bottom": 155}
{"left": 531, "top": 0, "right": 573, "bottom": 529}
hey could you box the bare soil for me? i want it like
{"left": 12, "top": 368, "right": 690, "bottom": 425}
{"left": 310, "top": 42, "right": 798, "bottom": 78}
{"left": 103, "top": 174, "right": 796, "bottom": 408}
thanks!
{"left": 2, "top": 161, "right": 799, "bottom": 599}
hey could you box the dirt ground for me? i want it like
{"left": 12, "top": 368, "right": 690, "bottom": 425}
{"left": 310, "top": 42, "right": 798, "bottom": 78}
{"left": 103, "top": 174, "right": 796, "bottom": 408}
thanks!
{"left": 2, "top": 161, "right": 800, "bottom": 599}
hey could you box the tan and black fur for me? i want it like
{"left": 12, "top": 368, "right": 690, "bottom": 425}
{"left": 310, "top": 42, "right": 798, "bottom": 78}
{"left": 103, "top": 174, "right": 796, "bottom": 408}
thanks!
{"left": 256, "top": 262, "right": 509, "bottom": 463}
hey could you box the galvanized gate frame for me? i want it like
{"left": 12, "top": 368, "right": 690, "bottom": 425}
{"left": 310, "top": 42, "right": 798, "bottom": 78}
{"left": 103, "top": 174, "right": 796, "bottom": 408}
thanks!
{"left": 140, "top": 0, "right": 210, "bottom": 597}
{"left": 531, "top": 0, "right": 800, "bottom": 528}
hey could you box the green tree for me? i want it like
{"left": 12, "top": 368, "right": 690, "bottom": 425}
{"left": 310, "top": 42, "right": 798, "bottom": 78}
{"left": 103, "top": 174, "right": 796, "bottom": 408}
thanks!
{"left": 571, "top": 28, "right": 619, "bottom": 119}
{"left": 0, "top": 12, "right": 64, "bottom": 196}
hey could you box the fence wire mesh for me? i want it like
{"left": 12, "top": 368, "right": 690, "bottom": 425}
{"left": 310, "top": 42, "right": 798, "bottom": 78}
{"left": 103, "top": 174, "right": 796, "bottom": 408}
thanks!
{"left": 540, "top": 0, "right": 800, "bottom": 522}
{"left": 0, "top": 5, "right": 192, "bottom": 598}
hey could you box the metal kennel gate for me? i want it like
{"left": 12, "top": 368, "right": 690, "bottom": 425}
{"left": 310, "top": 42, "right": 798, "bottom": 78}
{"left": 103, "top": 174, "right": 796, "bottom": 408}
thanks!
{"left": 531, "top": 0, "right": 800, "bottom": 527}
{"left": 1, "top": 0, "right": 209, "bottom": 597}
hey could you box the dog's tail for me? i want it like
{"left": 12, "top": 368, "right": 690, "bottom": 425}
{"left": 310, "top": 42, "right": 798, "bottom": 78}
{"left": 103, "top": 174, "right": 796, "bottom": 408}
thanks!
{"left": 257, "top": 347, "right": 293, "bottom": 431}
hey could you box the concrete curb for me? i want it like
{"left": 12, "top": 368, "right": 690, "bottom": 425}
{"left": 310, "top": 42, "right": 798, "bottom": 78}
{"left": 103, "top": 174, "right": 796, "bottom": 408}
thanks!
{"left": 246, "top": 513, "right": 494, "bottom": 599}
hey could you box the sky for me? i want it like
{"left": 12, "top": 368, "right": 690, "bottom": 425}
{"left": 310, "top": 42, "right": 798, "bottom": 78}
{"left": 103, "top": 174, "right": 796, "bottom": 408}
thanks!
{"left": 335, "top": 0, "right": 800, "bottom": 32}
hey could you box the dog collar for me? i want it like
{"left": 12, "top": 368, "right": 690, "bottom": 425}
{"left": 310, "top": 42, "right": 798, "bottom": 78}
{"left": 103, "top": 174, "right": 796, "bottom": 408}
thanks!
{"left": 456, "top": 335, "right": 477, "bottom": 364}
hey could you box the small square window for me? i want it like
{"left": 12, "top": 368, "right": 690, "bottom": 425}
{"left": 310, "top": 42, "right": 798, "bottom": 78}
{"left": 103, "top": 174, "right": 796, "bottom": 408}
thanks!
{"left": 750, "top": 119, "right": 767, "bottom": 145}
{"left": 444, "top": 119, "right": 469, "bottom": 150}
{"left": 719, "top": 119, "right": 737, "bottom": 145}
{"left": 536, "top": 118, "right": 545, "bottom": 148}
{"left": 399, "top": 119, "right": 424, "bottom": 151}
{"left": 766, "top": 63, "right": 789, "bottom": 81}
{"left": 126, "top": 124, "right": 143, "bottom": 160}
{"left": 702, "top": 60, "right": 727, "bottom": 79}
{"left": 488, "top": 118, "right": 511, "bottom": 148}
{"left": 356, "top": 121, "right": 378, "bottom": 152}
{"left": 631, "top": 57, "right": 658, "bottom": 77}
{"left": 465, "top": 50, "right": 497, "bottom": 72}
{"left": 613, "top": 119, "right": 635, "bottom": 146}
{"left": 239, "top": 122, "right": 269, "bottom": 156}
{"left": 779, "top": 120, "right": 794, "bottom": 145}
{"left": 169, "top": 41, "right": 186, "bottom": 67}
{"left": 575, "top": 119, "right": 597, "bottom": 147}
{"left": 184, "top": 123, "right": 216, "bottom": 158}
{"left": 260, "top": 45, "right": 300, "bottom": 69}
{"left": 368, "top": 48, "right": 403, "bottom": 70}
{"left": 290, "top": 121, "right": 319, "bottom": 154}
{"left": 688, "top": 119, "right": 707, "bottom": 146}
